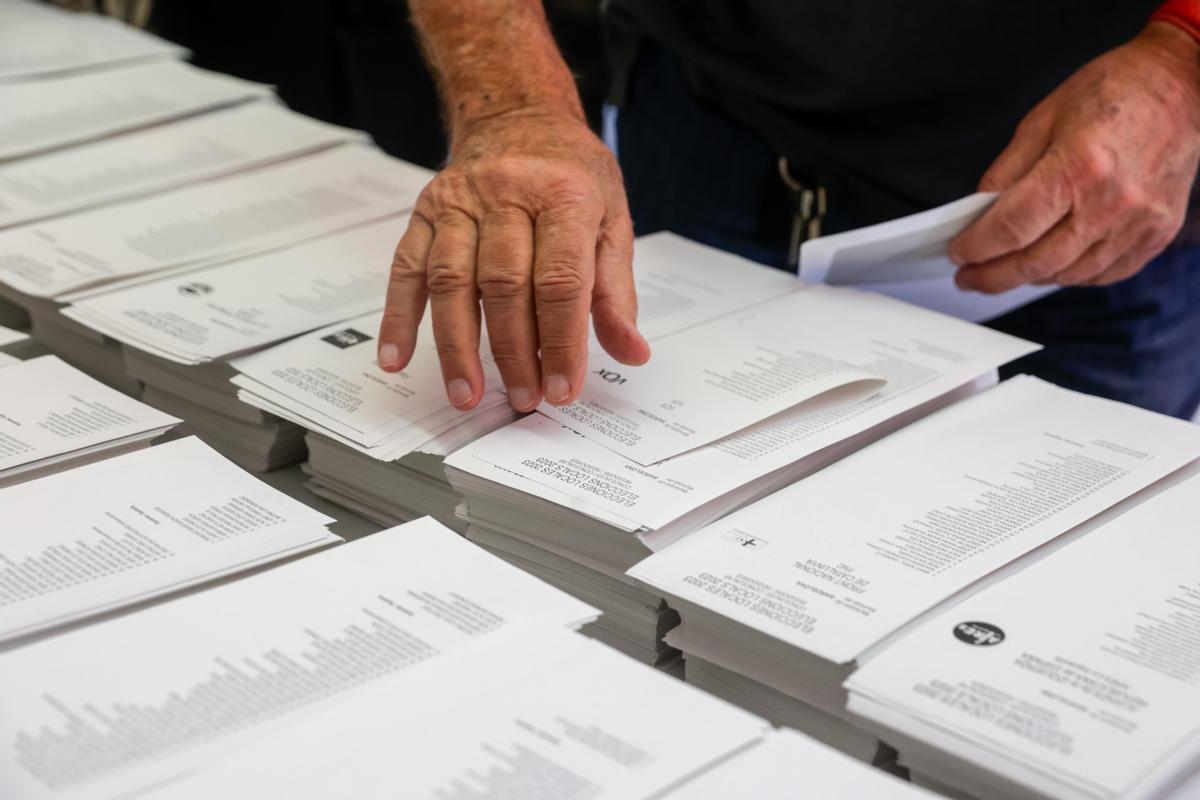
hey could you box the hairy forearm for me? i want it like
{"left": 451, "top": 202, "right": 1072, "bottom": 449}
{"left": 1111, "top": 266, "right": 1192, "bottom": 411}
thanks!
{"left": 408, "top": 0, "right": 584, "bottom": 149}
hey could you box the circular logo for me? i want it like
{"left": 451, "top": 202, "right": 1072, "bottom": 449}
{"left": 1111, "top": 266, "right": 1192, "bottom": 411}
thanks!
{"left": 953, "top": 621, "right": 1005, "bottom": 647}
{"left": 177, "top": 282, "right": 214, "bottom": 297}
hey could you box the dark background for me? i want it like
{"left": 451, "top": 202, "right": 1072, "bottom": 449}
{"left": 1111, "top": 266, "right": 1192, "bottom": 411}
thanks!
{"left": 148, "top": 0, "right": 607, "bottom": 170}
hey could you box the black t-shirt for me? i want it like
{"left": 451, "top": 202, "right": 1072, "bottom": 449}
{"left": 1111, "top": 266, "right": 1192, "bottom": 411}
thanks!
{"left": 606, "top": 1, "right": 1160, "bottom": 224}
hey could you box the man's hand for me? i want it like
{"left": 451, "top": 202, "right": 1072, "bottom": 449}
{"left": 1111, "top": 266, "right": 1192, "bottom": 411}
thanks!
{"left": 378, "top": 112, "right": 648, "bottom": 412}
{"left": 949, "top": 22, "right": 1200, "bottom": 293}
{"left": 381, "top": 0, "right": 649, "bottom": 413}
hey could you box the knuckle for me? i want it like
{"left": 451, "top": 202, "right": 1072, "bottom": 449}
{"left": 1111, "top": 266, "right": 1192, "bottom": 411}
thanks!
{"left": 992, "top": 210, "right": 1032, "bottom": 248}
{"left": 389, "top": 247, "right": 424, "bottom": 283}
{"left": 1070, "top": 145, "right": 1115, "bottom": 187}
{"left": 434, "top": 338, "right": 469, "bottom": 359}
{"left": 426, "top": 262, "right": 475, "bottom": 295}
{"left": 534, "top": 266, "right": 588, "bottom": 303}
{"left": 538, "top": 333, "right": 579, "bottom": 359}
{"left": 478, "top": 268, "right": 532, "bottom": 299}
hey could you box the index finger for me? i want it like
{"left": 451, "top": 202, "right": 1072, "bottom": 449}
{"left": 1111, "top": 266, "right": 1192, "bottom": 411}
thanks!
{"left": 948, "top": 155, "right": 1072, "bottom": 267}
{"left": 377, "top": 211, "right": 433, "bottom": 372}
{"left": 533, "top": 206, "right": 598, "bottom": 405}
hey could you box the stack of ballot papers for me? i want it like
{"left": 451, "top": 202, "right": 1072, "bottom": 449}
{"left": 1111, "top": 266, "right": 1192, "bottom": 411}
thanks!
{"left": 0, "top": 517, "right": 597, "bottom": 799}
{"left": 2, "top": 143, "right": 428, "bottom": 399}
{"left": 61, "top": 214, "right": 419, "bottom": 470}
{"left": 0, "top": 100, "right": 366, "bottom": 229}
{"left": 628, "top": 375, "right": 1200, "bottom": 762}
{"left": 230, "top": 310, "right": 519, "bottom": 527}
{"left": 0, "top": 142, "right": 429, "bottom": 302}
{"left": 0, "top": 321, "right": 32, "bottom": 364}
{"left": 0, "top": 59, "right": 269, "bottom": 162}
{"left": 0, "top": 0, "right": 184, "bottom": 84}
{"left": 138, "top": 623, "right": 772, "bottom": 800}
{"left": 0, "top": 435, "right": 344, "bottom": 644}
{"left": 662, "top": 728, "right": 936, "bottom": 799}
{"left": 446, "top": 238, "right": 1039, "bottom": 673}
{"left": 845, "top": 463, "right": 1200, "bottom": 800}
{"left": 0, "top": 354, "right": 178, "bottom": 485}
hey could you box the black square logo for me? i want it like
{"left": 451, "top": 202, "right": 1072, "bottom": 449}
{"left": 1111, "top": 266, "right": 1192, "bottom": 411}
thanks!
{"left": 321, "top": 328, "right": 373, "bottom": 349}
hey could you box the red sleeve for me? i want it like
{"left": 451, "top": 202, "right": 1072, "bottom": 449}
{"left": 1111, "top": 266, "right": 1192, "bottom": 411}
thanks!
{"left": 1153, "top": 0, "right": 1200, "bottom": 41}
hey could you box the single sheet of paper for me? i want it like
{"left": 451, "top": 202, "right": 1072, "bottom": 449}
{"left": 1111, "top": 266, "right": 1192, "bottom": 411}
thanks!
{"left": 629, "top": 376, "right": 1200, "bottom": 665}
{"left": 62, "top": 214, "right": 410, "bottom": 364}
{"left": 0, "top": 60, "right": 269, "bottom": 161}
{"left": 0, "top": 354, "right": 179, "bottom": 482}
{"left": 0, "top": 1, "right": 185, "bottom": 83}
{"left": 800, "top": 193, "right": 1057, "bottom": 321}
{"left": 450, "top": 288, "right": 1039, "bottom": 534}
{"left": 540, "top": 285, "right": 889, "bottom": 465}
{"left": 0, "top": 436, "right": 340, "bottom": 643}
{"left": 144, "top": 623, "right": 768, "bottom": 800}
{"left": 0, "top": 516, "right": 597, "bottom": 800}
{"left": 0, "top": 144, "right": 429, "bottom": 298}
{"left": 0, "top": 101, "right": 365, "bottom": 228}
{"left": 848, "top": 470, "right": 1200, "bottom": 799}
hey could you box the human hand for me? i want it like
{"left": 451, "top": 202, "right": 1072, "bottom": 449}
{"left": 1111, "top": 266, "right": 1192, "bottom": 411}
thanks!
{"left": 377, "top": 110, "right": 650, "bottom": 412}
{"left": 949, "top": 22, "right": 1200, "bottom": 293}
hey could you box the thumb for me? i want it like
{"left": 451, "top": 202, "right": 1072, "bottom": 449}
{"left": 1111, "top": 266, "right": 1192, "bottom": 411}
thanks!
{"left": 592, "top": 212, "right": 650, "bottom": 366}
{"left": 979, "top": 106, "right": 1054, "bottom": 192}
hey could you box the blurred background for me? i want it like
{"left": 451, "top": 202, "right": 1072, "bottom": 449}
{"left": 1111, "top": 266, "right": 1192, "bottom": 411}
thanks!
{"left": 59, "top": 0, "right": 610, "bottom": 169}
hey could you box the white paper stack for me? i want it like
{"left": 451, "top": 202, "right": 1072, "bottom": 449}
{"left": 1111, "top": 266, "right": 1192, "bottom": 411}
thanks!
{"left": 0, "top": 59, "right": 269, "bottom": 162}
{"left": 1, "top": 143, "right": 428, "bottom": 405}
{"left": 0, "top": 321, "right": 33, "bottom": 364}
{"left": 446, "top": 235, "right": 1038, "bottom": 673}
{"left": 629, "top": 376, "right": 1200, "bottom": 761}
{"left": 0, "top": 0, "right": 185, "bottom": 84}
{"left": 0, "top": 143, "right": 429, "bottom": 303}
{"left": 0, "top": 100, "right": 366, "bottom": 229}
{"left": 136, "top": 623, "right": 768, "bottom": 800}
{"left": 57, "top": 215, "right": 418, "bottom": 470}
{"left": 0, "top": 517, "right": 597, "bottom": 800}
{"left": 0, "top": 354, "right": 179, "bottom": 485}
{"left": 229, "top": 310, "right": 517, "bottom": 528}
{"left": 847, "top": 461, "right": 1200, "bottom": 800}
{"left": 0, "top": 435, "right": 346, "bottom": 644}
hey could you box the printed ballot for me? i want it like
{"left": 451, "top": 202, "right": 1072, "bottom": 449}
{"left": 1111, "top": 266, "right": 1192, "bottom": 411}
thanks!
{"left": 0, "top": 60, "right": 270, "bottom": 162}
{"left": 0, "top": 144, "right": 429, "bottom": 299}
{"left": 629, "top": 375, "right": 1200, "bottom": 716}
{"left": 661, "top": 728, "right": 936, "bottom": 799}
{"left": 232, "top": 311, "right": 508, "bottom": 460}
{"left": 847, "top": 468, "right": 1200, "bottom": 800}
{"left": 800, "top": 192, "right": 1056, "bottom": 321}
{"left": 0, "top": 518, "right": 596, "bottom": 800}
{"left": 540, "top": 284, "right": 887, "bottom": 465}
{"left": 0, "top": 355, "right": 179, "bottom": 485}
{"left": 0, "top": 1, "right": 185, "bottom": 83}
{"left": 0, "top": 101, "right": 365, "bottom": 229}
{"left": 229, "top": 233, "right": 799, "bottom": 463}
{"left": 64, "top": 214, "right": 409, "bottom": 364}
{"left": 448, "top": 236, "right": 1036, "bottom": 679}
{"left": 142, "top": 624, "right": 768, "bottom": 800}
{"left": 0, "top": 436, "right": 342, "bottom": 644}
{"left": 450, "top": 287, "right": 1038, "bottom": 545}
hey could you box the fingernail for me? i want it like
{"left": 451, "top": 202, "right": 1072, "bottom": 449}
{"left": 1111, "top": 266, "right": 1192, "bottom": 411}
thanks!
{"left": 544, "top": 375, "right": 571, "bottom": 404}
{"left": 447, "top": 379, "right": 473, "bottom": 407}
{"left": 378, "top": 343, "right": 400, "bottom": 370}
{"left": 948, "top": 250, "right": 966, "bottom": 267}
{"left": 509, "top": 387, "right": 536, "bottom": 411}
